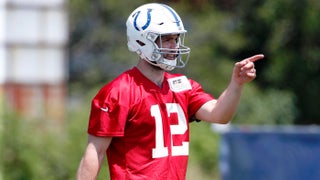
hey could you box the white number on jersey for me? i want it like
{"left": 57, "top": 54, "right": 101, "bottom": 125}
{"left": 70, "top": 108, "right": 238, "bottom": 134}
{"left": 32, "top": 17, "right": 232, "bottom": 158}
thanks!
{"left": 151, "top": 103, "right": 189, "bottom": 158}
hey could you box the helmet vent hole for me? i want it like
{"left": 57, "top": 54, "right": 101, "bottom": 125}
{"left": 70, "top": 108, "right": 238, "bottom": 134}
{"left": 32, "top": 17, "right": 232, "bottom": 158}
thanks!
{"left": 158, "top": 22, "right": 164, "bottom": 25}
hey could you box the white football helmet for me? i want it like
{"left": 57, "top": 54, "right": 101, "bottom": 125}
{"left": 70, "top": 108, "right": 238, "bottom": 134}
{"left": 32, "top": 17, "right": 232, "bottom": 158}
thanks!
{"left": 126, "top": 3, "right": 190, "bottom": 71}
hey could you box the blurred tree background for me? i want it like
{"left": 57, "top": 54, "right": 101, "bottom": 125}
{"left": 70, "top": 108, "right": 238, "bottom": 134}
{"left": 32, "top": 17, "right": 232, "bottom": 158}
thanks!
{"left": 2, "top": 0, "right": 320, "bottom": 179}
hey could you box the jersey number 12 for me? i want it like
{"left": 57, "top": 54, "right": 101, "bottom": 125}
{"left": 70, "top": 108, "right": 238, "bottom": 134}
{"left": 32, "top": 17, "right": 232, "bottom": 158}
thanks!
{"left": 151, "top": 103, "right": 189, "bottom": 158}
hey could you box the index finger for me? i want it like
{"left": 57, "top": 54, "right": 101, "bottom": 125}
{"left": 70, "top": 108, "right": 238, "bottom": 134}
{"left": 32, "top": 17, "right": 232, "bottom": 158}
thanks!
{"left": 246, "top": 54, "right": 264, "bottom": 63}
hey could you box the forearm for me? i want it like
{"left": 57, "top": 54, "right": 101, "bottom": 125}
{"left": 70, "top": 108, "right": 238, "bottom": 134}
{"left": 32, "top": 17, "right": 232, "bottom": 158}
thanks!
{"left": 195, "top": 80, "right": 243, "bottom": 124}
{"left": 212, "top": 81, "right": 243, "bottom": 123}
{"left": 77, "top": 147, "right": 104, "bottom": 180}
{"left": 77, "top": 148, "right": 103, "bottom": 180}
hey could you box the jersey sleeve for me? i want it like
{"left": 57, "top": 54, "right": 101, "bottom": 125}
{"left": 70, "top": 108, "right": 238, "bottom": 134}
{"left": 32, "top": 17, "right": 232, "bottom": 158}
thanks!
{"left": 87, "top": 83, "right": 130, "bottom": 137}
{"left": 187, "top": 79, "right": 215, "bottom": 118}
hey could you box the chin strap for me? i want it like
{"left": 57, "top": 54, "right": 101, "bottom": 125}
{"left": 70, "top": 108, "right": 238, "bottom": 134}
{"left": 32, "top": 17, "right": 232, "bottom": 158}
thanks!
{"left": 150, "top": 58, "right": 177, "bottom": 71}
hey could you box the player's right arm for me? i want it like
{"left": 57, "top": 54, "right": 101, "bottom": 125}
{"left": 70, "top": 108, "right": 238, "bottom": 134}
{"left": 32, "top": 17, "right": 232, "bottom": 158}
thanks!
{"left": 76, "top": 134, "right": 112, "bottom": 180}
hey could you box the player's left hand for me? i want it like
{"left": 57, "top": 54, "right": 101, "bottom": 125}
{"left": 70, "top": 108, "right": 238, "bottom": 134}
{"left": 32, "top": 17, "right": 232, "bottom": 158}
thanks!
{"left": 232, "top": 54, "right": 264, "bottom": 86}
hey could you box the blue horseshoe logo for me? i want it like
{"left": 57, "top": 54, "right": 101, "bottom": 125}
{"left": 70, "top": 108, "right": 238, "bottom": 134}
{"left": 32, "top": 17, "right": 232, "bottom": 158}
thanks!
{"left": 133, "top": 9, "right": 152, "bottom": 31}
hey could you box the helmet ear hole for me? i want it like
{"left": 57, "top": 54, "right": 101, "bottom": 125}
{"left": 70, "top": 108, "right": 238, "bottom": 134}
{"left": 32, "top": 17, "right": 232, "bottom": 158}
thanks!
{"left": 136, "top": 40, "right": 145, "bottom": 46}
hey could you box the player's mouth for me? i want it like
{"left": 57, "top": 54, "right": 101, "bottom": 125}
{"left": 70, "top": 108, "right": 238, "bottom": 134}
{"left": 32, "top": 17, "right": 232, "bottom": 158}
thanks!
{"left": 163, "top": 54, "right": 178, "bottom": 60}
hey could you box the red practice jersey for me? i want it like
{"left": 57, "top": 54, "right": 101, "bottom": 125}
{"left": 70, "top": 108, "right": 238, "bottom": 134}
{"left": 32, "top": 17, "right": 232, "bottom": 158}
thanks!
{"left": 88, "top": 67, "right": 214, "bottom": 179}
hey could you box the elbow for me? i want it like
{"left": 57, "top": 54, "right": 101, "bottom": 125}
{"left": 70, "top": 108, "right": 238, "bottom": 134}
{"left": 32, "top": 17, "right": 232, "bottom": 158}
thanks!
{"left": 211, "top": 113, "right": 233, "bottom": 124}
{"left": 218, "top": 120, "right": 230, "bottom": 124}
{"left": 213, "top": 117, "right": 231, "bottom": 124}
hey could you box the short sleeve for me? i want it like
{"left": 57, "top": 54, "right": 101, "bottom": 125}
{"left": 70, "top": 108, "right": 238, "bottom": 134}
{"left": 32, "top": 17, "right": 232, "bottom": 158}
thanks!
{"left": 187, "top": 80, "right": 214, "bottom": 117}
{"left": 87, "top": 84, "right": 130, "bottom": 137}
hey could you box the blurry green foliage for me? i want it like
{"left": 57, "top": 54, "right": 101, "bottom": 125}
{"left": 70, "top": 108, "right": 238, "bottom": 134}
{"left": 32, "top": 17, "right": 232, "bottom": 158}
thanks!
{"left": 2, "top": 114, "right": 70, "bottom": 180}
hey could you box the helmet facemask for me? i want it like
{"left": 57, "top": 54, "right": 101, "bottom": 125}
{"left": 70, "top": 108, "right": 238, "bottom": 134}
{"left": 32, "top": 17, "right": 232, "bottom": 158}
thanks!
{"left": 146, "top": 32, "right": 190, "bottom": 71}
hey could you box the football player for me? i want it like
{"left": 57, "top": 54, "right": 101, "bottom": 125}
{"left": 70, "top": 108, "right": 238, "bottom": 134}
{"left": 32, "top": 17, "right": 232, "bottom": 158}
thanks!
{"left": 77, "top": 3, "right": 264, "bottom": 179}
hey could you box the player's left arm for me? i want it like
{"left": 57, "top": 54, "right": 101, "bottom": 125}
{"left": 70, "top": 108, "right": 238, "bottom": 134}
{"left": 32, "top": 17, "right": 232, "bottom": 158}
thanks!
{"left": 195, "top": 54, "right": 264, "bottom": 124}
{"left": 76, "top": 135, "right": 112, "bottom": 180}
